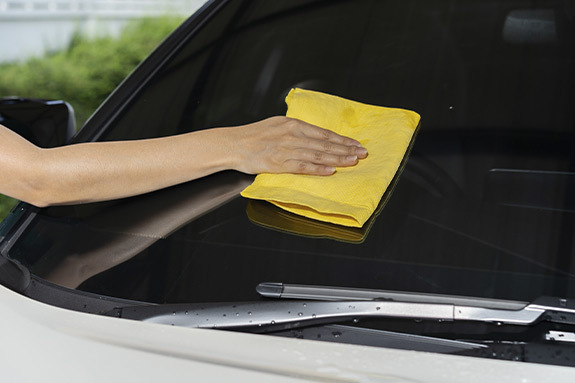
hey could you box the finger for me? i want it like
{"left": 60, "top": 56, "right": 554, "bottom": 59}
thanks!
{"left": 283, "top": 160, "right": 336, "bottom": 176}
{"left": 297, "top": 149, "right": 359, "bottom": 167}
{"left": 296, "top": 137, "right": 368, "bottom": 159}
{"left": 297, "top": 121, "right": 364, "bottom": 148}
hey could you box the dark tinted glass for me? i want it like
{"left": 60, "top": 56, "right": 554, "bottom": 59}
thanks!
{"left": 7, "top": 0, "right": 575, "bottom": 306}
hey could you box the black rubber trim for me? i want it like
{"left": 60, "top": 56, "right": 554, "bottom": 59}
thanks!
{"left": 24, "top": 275, "right": 152, "bottom": 315}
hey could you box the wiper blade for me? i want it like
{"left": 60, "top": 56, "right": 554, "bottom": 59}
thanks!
{"left": 107, "top": 284, "right": 575, "bottom": 331}
{"left": 258, "top": 283, "right": 575, "bottom": 326}
{"left": 256, "top": 282, "right": 529, "bottom": 309}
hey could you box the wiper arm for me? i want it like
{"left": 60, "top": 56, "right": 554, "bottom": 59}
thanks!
{"left": 107, "top": 283, "right": 575, "bottom": 331}
{"left": 109, "top": 300, "right": 458, "bottom": 331}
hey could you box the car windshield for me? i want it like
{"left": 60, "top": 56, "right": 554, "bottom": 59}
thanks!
{"left": 3, "top": 0, "right": 575, "bottom": 316}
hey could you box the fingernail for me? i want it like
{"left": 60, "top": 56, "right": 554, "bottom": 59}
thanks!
{"left": 326, "top": 166, "right": 336, "bottom": 173}
{"left": 346, "top": 155, "right": 358, "bottom": 161}
{"left": 356, "top": 147, "right": 368, "bottom": 155}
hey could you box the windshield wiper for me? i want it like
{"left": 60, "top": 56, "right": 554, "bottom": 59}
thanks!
{"left": 256, "top": 282, "right": 529, "bottom": 309}
{"left": 106, "top": 283, "right": 575, "bottom": 331}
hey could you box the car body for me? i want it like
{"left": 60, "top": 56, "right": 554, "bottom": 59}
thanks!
{"left": 2, "top": 0, "right": 575, "bottom": 381}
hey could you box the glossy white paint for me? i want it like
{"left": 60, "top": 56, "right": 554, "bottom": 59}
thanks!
{"left": 1, "top": 285, "right": 574, "bottom": 382}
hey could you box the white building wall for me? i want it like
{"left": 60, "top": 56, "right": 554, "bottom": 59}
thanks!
{"left": 0, "top": 0, "right": 208, "bottom": 63}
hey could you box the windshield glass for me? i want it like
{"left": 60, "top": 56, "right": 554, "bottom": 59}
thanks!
{"left": 4, "top": 0, "right": 575, "bottom": 308}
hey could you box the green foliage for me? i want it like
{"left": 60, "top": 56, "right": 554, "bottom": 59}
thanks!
{"left": 0, "top": 195, "right": 17, "bottom": 221}
{"left": 0, "top": 16, "right": 183, "bottom": 126}
{"left": 0, "top": 16, "right": 184, "bottom": 220}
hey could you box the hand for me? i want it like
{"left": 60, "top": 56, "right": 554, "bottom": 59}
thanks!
{"left": 229, "top": 116, "right": 368, "bottom": 176}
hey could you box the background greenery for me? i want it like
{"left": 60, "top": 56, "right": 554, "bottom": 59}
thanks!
{"left": 0, "top": 16, "right": 183, "bottom": 220}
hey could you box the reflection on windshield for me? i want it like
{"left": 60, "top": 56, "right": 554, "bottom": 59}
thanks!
{"left": 23, "top": 173, "right": 252, "bottom": 289}
{"left": 246, "top": 200, "right": 373, "bottom": 244}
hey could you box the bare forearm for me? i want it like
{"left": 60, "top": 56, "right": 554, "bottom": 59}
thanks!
{"left": 1, "top": 117, "right": 367, "bottom": 207}
{"left": 36, "top": 127, "right": 236, "bottom": 206}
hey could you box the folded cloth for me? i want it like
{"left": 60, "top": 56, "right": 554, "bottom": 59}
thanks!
{"left": 241, "top": 88, "right": 420, "bottom": 228}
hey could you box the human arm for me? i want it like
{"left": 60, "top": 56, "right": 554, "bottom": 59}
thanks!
{"left": 0, "top": 116, "right": 367, "bottom": 207}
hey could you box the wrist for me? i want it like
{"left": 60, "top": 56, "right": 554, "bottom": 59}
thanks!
{"left": 201, "top": 126, "right": 247, "bottom": 174}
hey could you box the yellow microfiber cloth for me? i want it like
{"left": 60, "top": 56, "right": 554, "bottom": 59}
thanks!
{"left": 241, "top": 88, "right": 420, "bottom": 228}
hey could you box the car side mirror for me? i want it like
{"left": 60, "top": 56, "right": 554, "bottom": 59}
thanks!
{"left": 0, "top": 97, "right": 76, "bottom": 148}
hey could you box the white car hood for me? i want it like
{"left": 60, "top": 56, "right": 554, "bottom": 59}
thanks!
{"left": 0, "top": 284, "right": 573, "bottom": 382}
